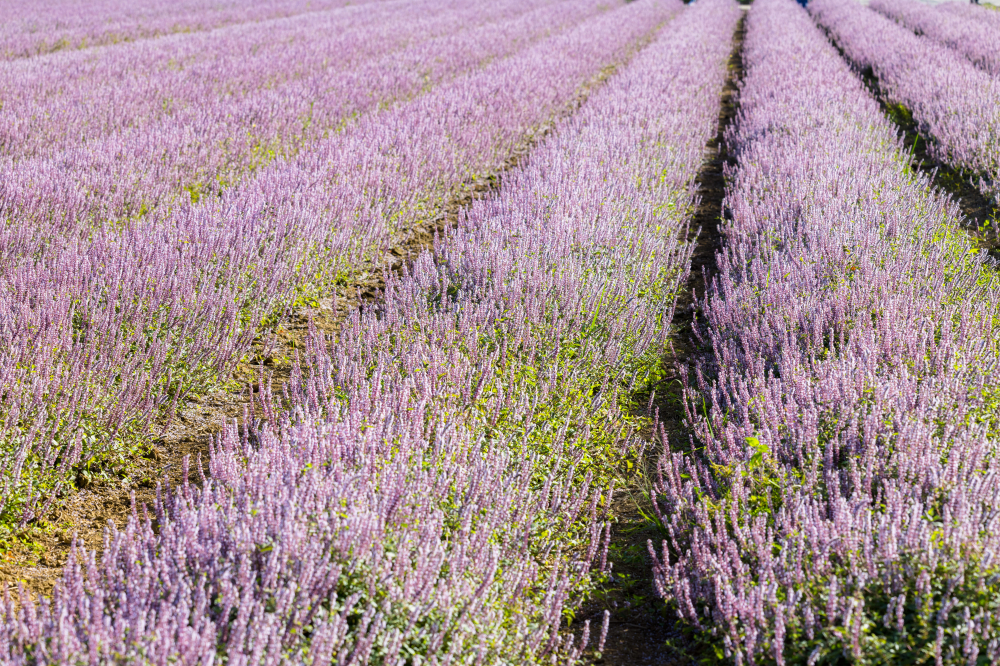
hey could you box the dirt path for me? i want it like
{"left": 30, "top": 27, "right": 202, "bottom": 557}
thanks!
{"left": 576, "top": 10, "right": 747, "bottom": 664}
{"left": 0, "top": 29, "right": 662, "bottom": 604}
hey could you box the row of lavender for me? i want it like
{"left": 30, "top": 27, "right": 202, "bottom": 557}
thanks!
{"left": 0, "top": 0, "right": 377, "bottom": 60}
{"left": 5, "top": 0, "right": 461, "bottom": 159}
{"left": 3, "top": 0, "right": 587, "bottom": 212}
{"left": 868, "top": 0, "right": 1000, "bottom": 76}
{"left": 0, "top": 0, "right": 674, "bottom": 529}
{"left": 6, "top": 0, "right": 451, "bottom": 161}
{"left": 649, "top": 0, "right": 1000, "bottom": 662}
{"left": 0, "top": 0, "right": 600, "bottom": 228}
{"left": 808, "top": 0, "right": 1000, "bottom": 205}
{"left": 937, "top": 0, "right": 1000, "bottom": 28}
{"left": 0, "top": 0, "right": 741, "bottom": 661}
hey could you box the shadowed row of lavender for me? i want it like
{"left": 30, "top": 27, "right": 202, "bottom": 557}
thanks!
{"left": 0, "top": 0, "right": 741, "bottom": 661}
{"left": 0, "top": 0, "right": 674, "bottom": 528}
{"left": 809, "top": 0, "right": 1000, "bottom": 205}
{"left": 0, "top": 0, "right": 381, "bottom": 60}
{"left": 650, "top": 0, "right": 1000, "bottom": 662}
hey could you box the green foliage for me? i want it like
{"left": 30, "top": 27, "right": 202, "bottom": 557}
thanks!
{"left": 883, "top": 101, "right": 914, "bottom": 129}
{"left": 667, "top": 552, "right": 1000, "bottom": 666}
{"left": 783, "top": 557, "right": 999, "bottom": 666}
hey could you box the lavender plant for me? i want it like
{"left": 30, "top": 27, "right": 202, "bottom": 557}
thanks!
{"left": 2, "top": 0, "right": 478, "bottom": 161}
{"left": 0, "top": 0, "right": 381, "bottom": 60}
{"left": 938, "top": 0, "right": 1000, "bottom": 29}
{"left": 809, "top": 0, "right": 1000, "bottom": 205}
{"left": 649, "top": 0, "right": 1000, "bottom": 663}
{"left": 0, "top": 0, "right": 599, "bottom": 225}
{"left": 0, "top": 0, "right": 742, "bottom": 660}
{"left": 869, "top": 0, "right": 1000, "bottom": 76}
{"left": 0, "top": 0, "right": 675, "bottom": 532}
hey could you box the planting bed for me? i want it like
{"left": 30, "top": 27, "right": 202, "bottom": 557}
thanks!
{"left": 810, "top": 0, "right": 1000, "bottom": 205}
{"left": 0, "top": 0, "right": 385, "bottom": 59}
{"left": 3, "top": 0, "right": 1000, "bottom": 663}
{"left": 869, "top": 0, "right": 1000, "bottom": 76}
{"left": 0, "top": 0, "right": 673, "bottom": 544}
{"left": 649, "top": 0, "right": 1000, "bottom": 662}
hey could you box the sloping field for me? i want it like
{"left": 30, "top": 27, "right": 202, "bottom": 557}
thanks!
{"left": 0, "top": 0, "right": 998, "bottom": 663}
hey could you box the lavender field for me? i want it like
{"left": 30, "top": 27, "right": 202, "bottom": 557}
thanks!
{"left": 0, "top": 0, "right": 997, "bottom": 663}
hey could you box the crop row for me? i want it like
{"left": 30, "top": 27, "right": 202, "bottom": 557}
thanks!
{"left": 0, "top": 0, "right": 741, "bottom": 661}
{"left": 0, "top": 0, "right": 567, "bottom": 163}
{"left": 869, "top": 0, "right": 1000, "bottom": 77}
{"left": 0, "top": 0, "right": 377, "bottom": 60}
{"left": 0, "top": 0, "right": 673, "bottom": 530}
{"left": 938, "top": 0, "right": 1000, "bottom": 29}
{"left": 649, "top": 0, "right": 1000, "bottom": 662}
{"left": 809, "top": 0, "right": 1000, "bottom": 205}
{"left": 4, "top": 0, "right": 608, "bottom": 226}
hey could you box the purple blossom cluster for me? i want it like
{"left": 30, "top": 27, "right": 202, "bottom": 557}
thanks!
{"left": 0, "top": 0, "right": 378, "bottom": 60}
{"left": 808, "top": 0, "right": 1000, "bottom": 204}
{"left": 649, "top": 0, "right": 1000, "bottom": 662}
{"left": 0, "top": 0, "right": 741, "bottom": 661}
{"left": 869, "top": 0, "right": 1000, "bottom": 77}
{"left": 0, "top": 0, "right": 673, "bottom": 528}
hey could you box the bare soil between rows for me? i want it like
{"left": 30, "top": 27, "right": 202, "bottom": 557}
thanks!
{"left": 574, "top": 11, "right": 746, "bottom": 664}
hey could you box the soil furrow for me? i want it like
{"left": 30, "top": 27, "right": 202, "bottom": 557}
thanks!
{"left": 577, "top": 9, "right": 746, "bottom": 664}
